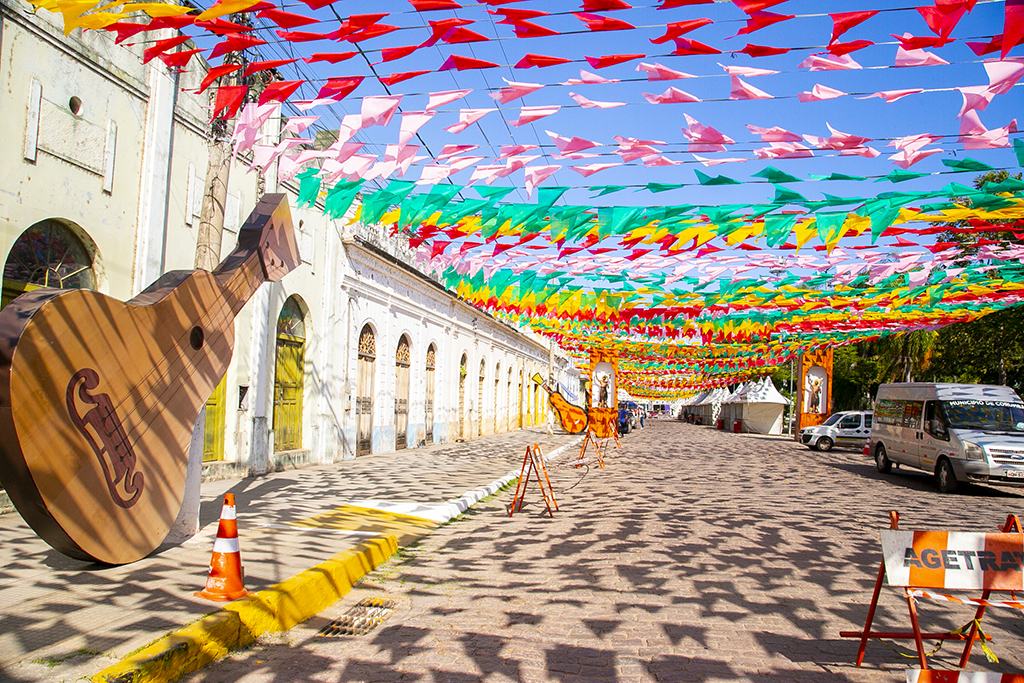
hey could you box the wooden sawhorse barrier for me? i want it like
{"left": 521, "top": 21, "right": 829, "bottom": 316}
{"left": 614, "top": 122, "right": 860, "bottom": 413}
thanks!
{"left": 509, "top": 444, "right": 558, "bottom": 518}
{"left": 906, "top": 671, "right": 1024, "bottom": 682}
{"left": 575, "top": 429, "right": 606, "bottom": 469}
{"left": 841, "top": 510, "right": 1023, "bottom": 670}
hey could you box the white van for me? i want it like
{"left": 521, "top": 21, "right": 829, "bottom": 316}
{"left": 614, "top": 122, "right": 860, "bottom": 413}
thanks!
{"left": 870, "top": 383, "right": 1024, "bottom": 494}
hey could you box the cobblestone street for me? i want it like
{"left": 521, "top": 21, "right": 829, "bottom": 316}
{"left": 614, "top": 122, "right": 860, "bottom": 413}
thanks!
{"left": 184, "top": 419, "right": 1024, "bottom": 683}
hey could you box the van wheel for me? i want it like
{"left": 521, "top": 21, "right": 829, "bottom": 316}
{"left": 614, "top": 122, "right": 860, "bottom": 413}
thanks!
{"left": 815, "top": 437, "right": 833, "bottom": 452}
{"left": 875, "top": 445, "right": 892, "bottom": 474}
{"left": 936, "top": 459, "right": 959, "bottom": 494}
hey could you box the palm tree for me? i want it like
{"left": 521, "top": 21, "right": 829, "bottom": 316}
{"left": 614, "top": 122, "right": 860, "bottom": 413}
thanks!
{"left": 874, "top": 330, "right": 937, "bottom": 383}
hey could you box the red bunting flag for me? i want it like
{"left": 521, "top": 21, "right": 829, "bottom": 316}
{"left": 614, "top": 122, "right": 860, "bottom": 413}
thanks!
{"left": 424, "top": 17, "right": 474, "bottom": 45}
{"left": 967, "top": 35, "right": 1003, "bottom": 55}
{"left": 658, "top": 0, "right": 711, "bottom": 6}
{"left": 142, "top": 35, "right": 191, "bottom": 64}
{"left": 315, "top": 76, "right": 364, "bottom": 100}
{"left": 380, "top": 45, "right": 420, "bottom": 62}
{"left": 148, "top": 15, "right": 196, "bottom": 30}
{"left": 209, "top": 33, "right": 267, "bottom": 59}
{"left": 257, "top": 9, "right": 319, "bottom": 29}
{"left": 736, "top": 43, "right": 789, "bottom": 56}
{"left": 107, "top": 21, "right": 151, "bottom": 44}
{"left": 1003, "top": 0, "right": 1024, "bottom": 57}
{"left": 303, "top": 52, "right": 358, "bottom": 63}
{"left": 585, "top": 53, "right": 644, "bottom": 68}
{"left": 650, "top": 18, "right": 713, "bottom": 44}
{"left": 212, "top": 85, "right": 247, "bottom": 121}
{"left": 347, "top": 24, "right": 399, "bottom": 43}
{"left": 573, "top": 12, "right": 635, "bottom": 31}
{"left": 276, "top": 29, "right": 337, "bottom": 42}
{"left": 581, "top": 0, "right": 631, "bottom": 10}
{"left": 444, "top": 27, "right": 490, "bottom": 43}
{"left": 297, "top": 0, "right": 340, "bottom": 9}
{"left": 672, "top": 38, "right": 721, "bottom": 55}
{"left": 890, "top": 33, "right": 953, "bottom": 49}
{"left": 258, "top": 80, "right": 304, "bottom": 106}
{"left": 491, "top": 8, "right": 549, "bottom": 21}
{"left": 515, "top": 53, "right": 571, "bottom": 68}
{"left": 917, "top": 5, "right": 967, "bottom": 37}
{"left": 242, "top": 59, "right": 299, "bottom": 78}
{"left": 828, "top": 10, "right": 877, "bottom": 43}
{"left": 511, "top": 21, "right": 560, "bottom": 38}
{"left": 828, "top": 39, "right": 873, "bottom": 55}
{"left": 158, "top": 48, "right": 201, "bottom": 69}
{"left": 195, "top": 17, "right": 253, "bottom": 35}
{"left": 732, "top": 11, "right": 795, "bottom": 37}
{"left": 410, "top": 0, "right": 462, "bottom": 10}
{"left": 439, "top": 54, "right": 499, "bottom": 70}
{"left": 379, "top": 71, "right": 430, "bottom": 85}
{"left": 430, "top": 241, "right": 451, "bottom": 258}
{"left": 733, "top": 0, "right": 788, "bottom": 13}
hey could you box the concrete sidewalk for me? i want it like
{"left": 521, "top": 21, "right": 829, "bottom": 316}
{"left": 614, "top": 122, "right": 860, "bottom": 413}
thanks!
{"left": 0, "top": 427, "right": 579, "bottom": 683}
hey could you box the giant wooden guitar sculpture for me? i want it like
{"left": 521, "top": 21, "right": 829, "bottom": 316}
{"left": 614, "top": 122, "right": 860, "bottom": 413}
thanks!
{"left": 0, "top": 194, "right": 299, "bottom": 564}
{"left": 533, "top": 373, "right": 588, "bottom": 434}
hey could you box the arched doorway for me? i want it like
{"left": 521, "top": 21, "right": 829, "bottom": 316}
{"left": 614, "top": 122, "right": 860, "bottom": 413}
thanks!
{"left": 395, "top": 335, "right": 410, "bottom": 450}
{"left": 478, "top": 360, "right": 486, "bottom": 436}
{"left": 517, "top": 369, "right": 523, "bottom": 429}
{"left": 458, "top": 354, "right": 467, "bottom": 441}
{"left": 357, "top": 324, "right": 376, "bottom": 455}
{"left": 273, "top": 296, "right": 306, "bottom": 452}
{"left": 507, "top": 368, "right": 513, "bottom": 432}
{"left": 425, "top": 344, "right": 436, "bottom": 444}
{"left": 2, "top": 218, "right": 96, "bottom": 308}
{"left": 494, "top": 362, "right": 500, "bottom": 434}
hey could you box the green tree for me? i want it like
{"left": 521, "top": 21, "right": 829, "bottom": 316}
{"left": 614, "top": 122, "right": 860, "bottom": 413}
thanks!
{"left": 929, "top": 306, "right": 1024, "bottom": 391}
{"left": 832, "top": 344, "right": 880, "bottom": 410}
{"left": 872, "top": 330, "right": 937, "bottom": 383}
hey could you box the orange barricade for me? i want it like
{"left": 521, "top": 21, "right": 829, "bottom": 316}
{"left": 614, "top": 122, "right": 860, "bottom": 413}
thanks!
{"left": 841, "top": 511, "right": 1023, "bottom": 669}
{"left": 575, "top": 429, "right": 606, "bottom": 469}
{"left": 509, "top": 444, "right": 558, "bottom": 518}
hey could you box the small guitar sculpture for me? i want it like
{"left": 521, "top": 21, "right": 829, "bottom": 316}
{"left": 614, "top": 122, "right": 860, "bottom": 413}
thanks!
{"left": 0, "top": 194, "right": 299, "bottom": 564}
{"left": 533, "top": 373, "right": 589, "bottom": 434}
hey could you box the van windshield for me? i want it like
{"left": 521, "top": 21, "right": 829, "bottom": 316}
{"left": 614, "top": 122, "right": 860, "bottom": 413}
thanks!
{"left": 822, "top": 413, "right": 843, "bottom": 426}
{"left": 941, "top": 400, "right": 1024, "bottom": 432}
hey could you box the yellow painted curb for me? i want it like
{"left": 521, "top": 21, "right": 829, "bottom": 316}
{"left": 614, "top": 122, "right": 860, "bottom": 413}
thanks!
{"left": 92, "top": 535, "right": 398, "bottom": 683}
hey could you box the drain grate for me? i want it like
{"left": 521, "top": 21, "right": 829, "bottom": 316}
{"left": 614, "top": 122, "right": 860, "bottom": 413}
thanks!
{"left": 316, "top": 597, "right": 396, "bottom": 637}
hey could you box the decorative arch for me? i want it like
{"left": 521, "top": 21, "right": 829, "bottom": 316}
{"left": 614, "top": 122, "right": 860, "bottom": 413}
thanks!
{"left": 356, "top": 323, "right": 377, "bottom": 455}
{"left": 273, "top": 295, "right": 308, "bottom": 452}
{"left": 2, "top": 218, "right": 99, "bottom": 309}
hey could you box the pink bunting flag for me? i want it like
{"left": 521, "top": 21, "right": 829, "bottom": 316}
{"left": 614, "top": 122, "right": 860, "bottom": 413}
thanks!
{"left": 546, "top": 130, "right": 601, "bottom": 154}
{"left": 444, "top": 108, "right": 496, "bottom": 133}
{"left": 797, "top": 84, "right": 847, "bottom": 102}
{"left": 798, "top": 53, "right": 862, "bottom": 71}
{"left": 886, "top": 133, "right": 941, "bottom": 167}
{"left": 730, "top": 76, "right": 773, "bottom": 100}
{"left": 857, "top": 89, "right": 924, "bottom": 103}
{"left": 490, "top": 78, "right": 544, "bottom": 104}
{"left": 497, "top": 155, "right": 541, "bottom": 179}
{"left": 282, "top": 115, "right": 319, "bottom": 135}
{"left": 719, "top": 63, "right": 778, "bottom": 77}
{"left": 511, "top": 105, "right": 560, "bottom": 127}
{"left": 956, "top": 85, "right": 995, "bottom": 118}
{"left": 643, "top": 87, "right": 701, "bottom": 104}
{"left": 894, "top": 46, "right": 949, "bottom": 67}
{"left": 753, "top": 142, "right": 813, "bottom": 159}
{"left": 745, "top": 124, "right": 801, "bottom": 142}
{"left": 360, "top": 95, "right": 403, "bottom": 128}
{"left": 985, "top": 58, "right": 1024, "bottom": 94}
{"left": 561, "top": 70, "right": 620, "bottom": 85}
{"left": 499, "top": 144, "right": 540, "bottom": 159}
{"left": 569, "top": 92, "right": 626, "bottom": 108}
{"left": 681, "top": 114, "right": 735, "bottom": 152}
{"left": 642, "top": 155, "right": 680, "bottom": 166}
{"left": 803, "top": 123, "right": 872, "bottom": 150}
{"left": 436, "top": 144, "right": 479, "bottom": 160}
{"left": 398, "top": 111, "right": 435, "bottom": 148}
{"left": 231, "top": 103, "right": 279, "bottom": 154}
{"left": 636, "top": 62, "right": 695, "bottom": 80}
{"left": 524, "top": 164, "right": 560, "bottom": 198}
{"left": 294, "top": 96, "right": 343, "bottom": 111}
{"left": 467, "top": 164, "right": 506, "bottom": 185}
{"left": 569, "top": 162, "right": 621, "bottom": 176}
{"left": 425, "top": 89, "right": 472, "bottom": 111}
{"left": 959, "top": 111, "right": 1019, "bottom": 149}
{"left": 692, "top": 154, "right": 747, "bottom": 166}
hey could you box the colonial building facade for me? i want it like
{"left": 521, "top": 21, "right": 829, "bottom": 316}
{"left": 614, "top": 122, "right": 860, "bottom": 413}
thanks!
{"left": 0, "top": 0, "right": 576, "bottom": 511}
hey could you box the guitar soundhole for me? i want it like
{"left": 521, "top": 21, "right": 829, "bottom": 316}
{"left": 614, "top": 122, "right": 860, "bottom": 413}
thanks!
{"left": 189, "top": 326, "right": 204, "bottom": 350}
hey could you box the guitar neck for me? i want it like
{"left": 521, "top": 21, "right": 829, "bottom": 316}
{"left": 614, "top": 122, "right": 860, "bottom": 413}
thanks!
{"left": 213, "top": 250, "right": 267, "bottom": 317}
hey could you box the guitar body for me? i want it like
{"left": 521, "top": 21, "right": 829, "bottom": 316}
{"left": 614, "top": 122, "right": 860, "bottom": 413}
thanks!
{"left": 532, "top": 373, "right": 588, "bottom": 435}
{"left": 0, "top": 194, "right": 298, "bottom": 564}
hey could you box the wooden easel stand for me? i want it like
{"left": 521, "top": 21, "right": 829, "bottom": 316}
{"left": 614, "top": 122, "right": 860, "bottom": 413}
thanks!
{"left": 509, "top": 444, "right": 558, "bottom": 518}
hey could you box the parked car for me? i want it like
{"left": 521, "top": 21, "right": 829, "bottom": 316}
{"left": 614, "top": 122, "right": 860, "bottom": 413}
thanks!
{"left": 869, "top": 383, "right": 1024, "bottom": 494}
{"left": 799, "top": 411, "right": 873, "bottom": 451}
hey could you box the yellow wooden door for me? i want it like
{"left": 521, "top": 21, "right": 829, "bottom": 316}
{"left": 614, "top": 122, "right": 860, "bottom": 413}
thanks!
{"left": 202, "top": 377, "right": 227, "bottom": 461}
{"left": 273, "top": 335, "right": 304, "bottom": 451}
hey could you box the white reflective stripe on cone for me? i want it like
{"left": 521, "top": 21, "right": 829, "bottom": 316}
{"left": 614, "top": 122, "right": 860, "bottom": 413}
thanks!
{"left": 220, "top": 506, "right": 237, "bottom": 520}
{"left": 213, "top": 536, "right": 240, "bottom": 554}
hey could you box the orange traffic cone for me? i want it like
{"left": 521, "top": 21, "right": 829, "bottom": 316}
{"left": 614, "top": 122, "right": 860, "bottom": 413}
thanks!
{"left": 195, "top": 493, "right": 250, "bottom": 601}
